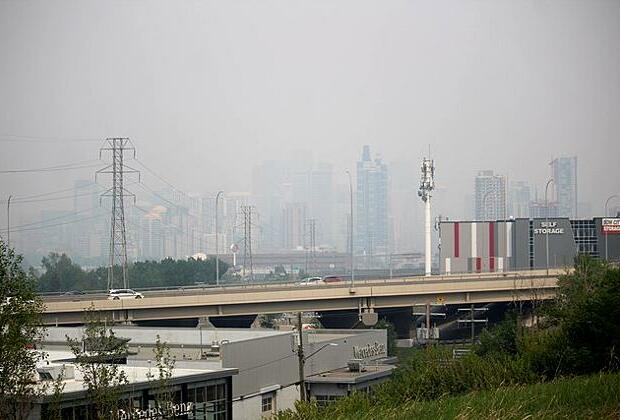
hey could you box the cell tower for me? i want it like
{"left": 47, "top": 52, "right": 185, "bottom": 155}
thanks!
{"left": 97, "top": 138, "right": 140, "bottom": 290}
{"left": 418, "top": 156, "right": 435, "bottom": 276}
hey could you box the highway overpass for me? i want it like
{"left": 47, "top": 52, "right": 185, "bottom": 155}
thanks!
{"left": 42, "top": 269, "right": 563, "bottom": 326}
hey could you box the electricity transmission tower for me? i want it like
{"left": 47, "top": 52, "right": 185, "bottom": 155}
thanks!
{"left": 241, "top": 205, "right": 254, "bottom": 282}
{"left": 97, "top": 138, "right": 140, "bottom": 290}
{"left": 305, "top": 219, "right": 316, "bottom": 274}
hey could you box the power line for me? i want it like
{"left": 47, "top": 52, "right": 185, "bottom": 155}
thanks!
{"left": 0, "top": 135, "right": 102, "bottom": 143}
{"left": 2, "top": 206, "right": 105, "bottom": 231}
{"left": 7, "top": 213, "right": 107, "bottom": 234}
{"left": 5, "top": 181, "right": 102, "bottom": 201}
{"left": 134, "top": 159, "right": 189, "bottom": 198}
{"left": 0, "top": 159, "right": 101, "bottom": 174}
{"left": 134, "top": 182, "right": 180, "bottom": 209}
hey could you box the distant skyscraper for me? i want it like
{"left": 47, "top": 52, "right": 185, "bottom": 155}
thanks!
{"left": 390, "top": 161, "right": 417, "bottom": 252}
{"left": 509, "top": 181, "right": 531, "bottom": 218}
{"left": 356, "top": 145, "right": 389, "bottom": 256}
{"left": 529, "top": 200, "right": 559, "bottom": 218}
{"left": 308, "top": 163, "right": 334, "bottom": 248}
{"left": 550, "top": 157, "right": 577, "bottom": 218}
{"left": 474, "top": 170, "right": 506, "bottom": 221}
{"left": 282, "top": 203, "right": 306, "bottom": 250}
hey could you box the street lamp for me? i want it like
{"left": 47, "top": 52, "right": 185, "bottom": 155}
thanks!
{"left": 6, "top": 195, "right": 12, "bottom": 282}
{"left": 544, "top": 178, "right": 554, "bottom": 275}
{"left": 604, "top": 194, "right": 619, "bottom": 261}
{"left": 6, "top": 195, "right": 12, "bottom": 248}
{"left": 346, "top": 170, "right": 354, "bottom": 288}
{"left": 215, "top": 191, "right": 224, "bottom": 286}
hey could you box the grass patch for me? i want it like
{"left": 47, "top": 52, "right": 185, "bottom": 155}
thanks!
{"left": 330, "top": 373, "right": 620, "bottom": 419}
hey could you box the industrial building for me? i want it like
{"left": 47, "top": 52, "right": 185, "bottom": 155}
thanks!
{"left": 29, "top": 350, "right": 236, "bottom": 420}
{"left": 439, "top": 217, "right": 620, "bottom": 274}
{"left": 39, "top": 327, "right": 393, "bottom": 419}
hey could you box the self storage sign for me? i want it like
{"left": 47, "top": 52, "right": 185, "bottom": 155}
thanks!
{"left": 602, "top": 218, "right": 620, "bottom": 234}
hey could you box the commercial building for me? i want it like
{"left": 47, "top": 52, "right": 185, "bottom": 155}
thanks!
{"left": 40, "top": 327, "right": 394, "bottom": 420}
{"left": 356, "top": 145, "right": 389, "bottom": 257}
{"left": 29, "top": 350, "right": 236, "bottom": 420}
{"left": 439, "top": 217, "right": 620, "bottom": 274}
{"left": 474, "top": 170, "right": 506, "bottom": 221}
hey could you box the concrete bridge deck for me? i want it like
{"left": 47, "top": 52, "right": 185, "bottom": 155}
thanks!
{"left": 42, "top": 269, "right": 564, "bottom": 325}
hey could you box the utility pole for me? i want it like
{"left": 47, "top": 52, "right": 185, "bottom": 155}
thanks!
{"left": 544, "top": 178, "right": 554, "bottom": 276}
{"left": 457, "top": 305, "right": 488, "bottom": 345}
{"left": 296, "top": 312, "right": 306, "bottom": 402}
{"left": 97, "top": 138, "right": 139, "bottom": 290}
{"left": 215, "top": 191, "right": 224, "bottom": 285}
{"left": 346, "top": 170, "right": 354, "bottom": 287}
{"left": 418, "top": 155, "right": 435, "bottom": 277}
{"left": 604, "top": 195, "right": 619, "bottom": 261}
{"left": 412, "top": 303, "right": 446, "bottom": 343}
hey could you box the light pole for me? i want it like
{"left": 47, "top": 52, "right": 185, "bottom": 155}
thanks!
{"left": 346, "top": 170, "right": 354, "bottom": 287}
{"left": 604, "top": 194, "right": 619, "bottom": 261}
{"left": 6, "top": 195, "right": 12, "bottom": 282}
{"left": 544, "top": 178, "right": 554, "bottom": 275}
{"left": 215, "top": 191, "right": 224, "bottom": 286}
{"left": 6, "top": 195, "right": 12, "bottom": 248}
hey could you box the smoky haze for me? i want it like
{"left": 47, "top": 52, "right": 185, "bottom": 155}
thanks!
{"left": 1, "top": 1, "right": 619, "bottom": 262}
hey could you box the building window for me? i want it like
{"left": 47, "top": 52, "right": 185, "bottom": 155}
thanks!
{"left": 314, "top": 395, "right": 340, "bottom": 407}
{"left": 261, "top": 394, "right": 274, "bottom": 413}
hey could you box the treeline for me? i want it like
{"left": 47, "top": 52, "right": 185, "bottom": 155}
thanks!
{"left": 34, "top": 253, "right": 228, "bottom": 293}
{"left": 276, "top": 255, "right": 620, "bottom": 419}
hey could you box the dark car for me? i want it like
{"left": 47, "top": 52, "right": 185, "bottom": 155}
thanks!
{"left": 322, "top": 275, "right": 344, "bottom": 283}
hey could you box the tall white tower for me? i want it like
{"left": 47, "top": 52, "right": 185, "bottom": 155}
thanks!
{"left": 418, "top": 157, "right": 435, "bottom": 276}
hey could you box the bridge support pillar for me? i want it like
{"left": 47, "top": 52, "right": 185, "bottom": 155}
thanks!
{"left": 377, "top": 307, "right": 414, "bottom": 339}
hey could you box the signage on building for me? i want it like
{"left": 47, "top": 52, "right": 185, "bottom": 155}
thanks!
{"left": 602, "top": 218, "right": 620, "bottom": 234}
{"left": 534, "top": 221, "right": 564, "bottom": 235}
{"left": 116, "top": 402, "right": 194, "bottom": 420}
{"left": 353, "top": 342, "right": 386, "bottom": 359}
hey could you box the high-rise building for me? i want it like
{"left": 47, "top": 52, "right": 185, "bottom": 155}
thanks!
{"left": 528, "top": 200, "right": 559, "bottom": 218}
{"left": 550, "top": 157, "right": 578, "bottom": 218}
{"left": 390, "top": 161, "right": 417, "bottom": 253}
{"left": 474, "top": 170, "right": 506, "bottom": 221}
{"left": 308, "top": 163, "right": 334, "bottom": 248}
{"left": 509, "top": 181, "right": 531, "bottom": 219}
{"left": 282, "top": 203, "right": 306, "bottom": 250}
{"left": 355, "top": 145, "right": 389, "bottom": 257}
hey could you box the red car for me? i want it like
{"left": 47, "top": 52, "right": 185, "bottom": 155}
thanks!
{"left": 322, "top": 275, "right": 344, "bottom": 283}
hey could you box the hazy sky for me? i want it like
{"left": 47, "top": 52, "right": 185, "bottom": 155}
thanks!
{"left": 1, "top": 0, "right": 619, "bottom": 224}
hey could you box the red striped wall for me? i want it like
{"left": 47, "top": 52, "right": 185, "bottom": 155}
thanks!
{"left": 454, "top": 222, "right": 460, "bottom": 258}
{"left": 489, "top": 222, "right": 495, "bottom": 272}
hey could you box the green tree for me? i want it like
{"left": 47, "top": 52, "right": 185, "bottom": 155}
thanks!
{"left": 38, "top": 253, "right": 86, "bottom": 293}
{"left": 146, "top": 335, "right": 176, "bottom": 416}
{"left": 528, "top": 255, "right": 620, "bottom": 376}
{"left": 0, "top": 240, "right": 44, "bottom": 420}
{"left": 476, "top": 311, "right": 519, "bottom": 357}
{"left": 66, "top": 307, "right": 129, "bottom": 419}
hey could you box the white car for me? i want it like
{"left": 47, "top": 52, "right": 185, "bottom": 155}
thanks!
{"left": 107, "top": 289, "right": 144, "bottom": 300}
{"left": 299, "top": 277, "right": 323, "bottom": 286}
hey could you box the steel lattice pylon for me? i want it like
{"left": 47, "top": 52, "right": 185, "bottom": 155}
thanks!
{"left": 97, "top": 138, "right": 139, "bottom": 290}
